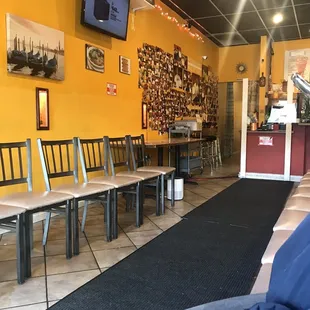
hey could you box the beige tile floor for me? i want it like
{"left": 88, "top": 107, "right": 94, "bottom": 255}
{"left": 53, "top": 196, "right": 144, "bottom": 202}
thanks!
{"left": 0, "top": 170, "right": 238, "bottom": 309}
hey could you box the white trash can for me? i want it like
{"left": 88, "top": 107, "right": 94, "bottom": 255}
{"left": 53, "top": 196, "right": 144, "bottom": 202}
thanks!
{"left": 167, "top": 178, "right": 184, "bottom": 201}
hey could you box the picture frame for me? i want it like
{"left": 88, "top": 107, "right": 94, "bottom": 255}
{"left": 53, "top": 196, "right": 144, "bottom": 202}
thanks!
{"left": 142, "top": 102, "right": 148, "bottom": 129}
{"left": 36, "top": 87, "right": 50, "bottom": 130}
{"left": 85, "top": 44, "right": 104, "bottom": 73}
{"left": 6, "top": 13, "right": 65, "bottom": 81}
{"left": 119, "top": 56, "right": 131, "bottom": 75}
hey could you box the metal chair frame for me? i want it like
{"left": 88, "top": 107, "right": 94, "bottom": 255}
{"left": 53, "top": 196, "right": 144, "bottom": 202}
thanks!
{"left": 127, "top": 134, "right": 175, "bottom": 214}
{"left": 37, "top": 138, "right": 112, "bottom": 257}
{"left": 77, "top": 137, "right": 139, "bottom": 240}
{"left": 107, "top": 135, "right": 161, "bottom": 220}
{"left": 0, "top": 213, "right": 25, "bottom": 284}
{"left": 0, "top": 139, "right": 72, "bottom": 283}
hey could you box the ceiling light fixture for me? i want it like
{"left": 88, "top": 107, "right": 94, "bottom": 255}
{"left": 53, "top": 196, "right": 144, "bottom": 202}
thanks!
{"left": 273, "top": 13, "right": 283, "bottom": 24}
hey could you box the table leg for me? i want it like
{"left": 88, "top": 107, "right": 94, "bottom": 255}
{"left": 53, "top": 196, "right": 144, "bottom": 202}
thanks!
{"left": 175, "top": 145, "right": 181, "bottom": 177}
{"left": 158, "top": 147, "right": 164, "bottom": 166}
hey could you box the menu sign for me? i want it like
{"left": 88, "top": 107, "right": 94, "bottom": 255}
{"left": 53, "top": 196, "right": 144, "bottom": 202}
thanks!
{"left": 284, "top": 49, "right": 310, "bottom": 81}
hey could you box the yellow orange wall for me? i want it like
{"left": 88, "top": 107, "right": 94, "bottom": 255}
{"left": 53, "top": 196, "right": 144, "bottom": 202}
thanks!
{"left": 0, "top": 0, "right": 219, "bottom": 193}
{"left": 218, "top": 44, "right": 260, "bottom": 82}
{"left": 218, "top": 38, "right": 310, "bottom": 84}
{"left": 272, "top": 38, "right": 310, "bottom": 83}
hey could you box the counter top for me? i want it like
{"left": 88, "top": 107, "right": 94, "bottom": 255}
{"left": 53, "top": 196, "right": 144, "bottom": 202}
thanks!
{"left": 145, "top": 137, "right": 206, "bottom": 148}
{"left": 247, "top": 130, "right": 287, "bottom": 134}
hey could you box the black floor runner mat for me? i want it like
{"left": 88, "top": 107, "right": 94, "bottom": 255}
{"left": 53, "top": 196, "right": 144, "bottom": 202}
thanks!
{"left": 185, "top": 179, "right": 294, "bottom": 229}
{"left": 51, "top": 179, "right": 294, "bottom": 310}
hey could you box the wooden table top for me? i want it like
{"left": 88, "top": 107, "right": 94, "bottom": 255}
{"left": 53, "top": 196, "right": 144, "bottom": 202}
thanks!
{"left": 145, "top": 137, "right": 206, "bottom": 148}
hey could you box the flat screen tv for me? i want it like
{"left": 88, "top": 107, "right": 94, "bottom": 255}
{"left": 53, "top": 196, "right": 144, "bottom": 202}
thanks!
{"left": 81, "top": 0, "right": 130, "bottom": 41}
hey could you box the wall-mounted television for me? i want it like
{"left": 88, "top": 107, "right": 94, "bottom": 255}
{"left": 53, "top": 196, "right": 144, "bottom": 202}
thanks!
{"left": 81, "top": 0, "right": 130, "bottom": 41}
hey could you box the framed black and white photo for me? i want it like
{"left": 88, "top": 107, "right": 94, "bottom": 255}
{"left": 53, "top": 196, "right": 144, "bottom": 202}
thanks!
{"left": 6, "top": 14, "right": 65, "bottom": 81}
{"left": 119, "top": 56, "right": 131, "bottom": 75}
{"left": 85, "top": 44, "right": 104, "bottom": 73}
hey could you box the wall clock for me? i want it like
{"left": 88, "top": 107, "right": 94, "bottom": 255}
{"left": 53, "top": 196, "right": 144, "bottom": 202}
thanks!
{"left": 236, "top": 62, "right": 248, "bottom": 74}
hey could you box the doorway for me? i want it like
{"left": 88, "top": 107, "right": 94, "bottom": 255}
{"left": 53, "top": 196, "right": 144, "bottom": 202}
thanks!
{"left": 217, "top": 81, "right": 243, "bottom": 175}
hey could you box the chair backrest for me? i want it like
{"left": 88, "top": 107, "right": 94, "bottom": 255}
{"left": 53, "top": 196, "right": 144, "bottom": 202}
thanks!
{"left": 77, "top": 137, "right": 109, "bottom": 183}
{"left": 0, "top": 139, "right": 32, "bottom": 191}
{"left": 126, "top": 135, "right": 146, "bottom": 171}
{"left": 37, "top": 138, "right": 78, "bottom": 191}
{"left": 104, "top": 136, "right": 131, "bottom": 176}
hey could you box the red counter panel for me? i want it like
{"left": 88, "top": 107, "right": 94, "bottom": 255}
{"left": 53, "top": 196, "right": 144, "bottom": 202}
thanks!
{"left": 291, "top": 125, "right": 305, "bottom": 176}
{"left": 246, "top": 132, "right": 285, "bottom": 174}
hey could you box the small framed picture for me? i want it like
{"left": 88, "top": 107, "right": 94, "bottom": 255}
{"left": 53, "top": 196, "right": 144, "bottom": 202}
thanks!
{"left": 119, "top": 56, "right": 131, "bottom": 75}
{"left": 36, "top": 88, "right": 50, "bottom": 130}
{"left": 85, "top": 44, "right": 104, "bottom": 73}
{"left": 142, "top": 102, "right": 148, "bottom": 129}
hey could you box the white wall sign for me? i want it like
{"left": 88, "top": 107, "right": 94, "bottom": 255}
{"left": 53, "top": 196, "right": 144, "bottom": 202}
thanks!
{"left": 259, "top": 136, "right": 273, "bottom": 146}
{"left": 107, "top": 83, "right": 117, "bottom": 96}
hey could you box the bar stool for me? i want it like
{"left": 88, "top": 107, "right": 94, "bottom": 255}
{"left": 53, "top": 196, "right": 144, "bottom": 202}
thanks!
{"left": 201, "top": 136, "right": 222, "bottom": 171}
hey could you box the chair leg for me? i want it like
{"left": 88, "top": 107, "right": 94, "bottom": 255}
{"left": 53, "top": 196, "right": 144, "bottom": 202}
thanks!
{"left": 29, "top": 214, "right": 33, "bottom": 250}
{"left": 135, "top": 183, "right": 141, "bottom": 228}
{"left": 42, "top": 212, "right": 51, "bottom": 246}
{"left": 171, "top": 171, "right": 175, "bottom": 207}
{"left": 24, "top": 212, "right": 31, "bottom": 279}
{"left": 65, "top": 201, "right": 72, "bottom": 260}
{"left": 156, "top": 177, "right": 160, "bottom": 216}
{"left": 16, "top": 214, "right": 25, "bottom": 284}
{"left": 139, "top": 184, "right": 144, "bottom": 225}
{"left": 112, "top": 189, "right": 118, "bottom": 239}
{"left": 106, "top": 191, "right": 112, "bottom": 242}
{"left": 73, "top": 199, "right": 79, "bottom": 256}
{"left": 125, "top": 194, "right": 130, "bottom": 212}
{"left": 161, "top": 175, "right": 165, "bottom": 215}
{"left": 103, "top": 202, "right": 107, "bottom": 223}
{"left": 81, "top": 200, "right": 88, "bottom": 232}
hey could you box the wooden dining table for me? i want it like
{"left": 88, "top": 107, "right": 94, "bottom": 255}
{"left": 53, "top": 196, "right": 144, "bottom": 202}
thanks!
{"left": 145, "top": 137, "right": 206, "bottom": 177}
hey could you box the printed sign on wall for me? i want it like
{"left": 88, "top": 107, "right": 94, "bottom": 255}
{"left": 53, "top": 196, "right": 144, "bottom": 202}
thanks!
{"left": 259, "top": 136, "right": 273, "bottom": 146}
{"left": 107, "top": 83, "right": 117, "bottom": 96}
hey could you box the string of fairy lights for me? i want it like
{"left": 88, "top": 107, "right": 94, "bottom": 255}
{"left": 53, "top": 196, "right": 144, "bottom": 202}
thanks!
{"left": 154, "top": 4, "right": 205, "bottom": 43}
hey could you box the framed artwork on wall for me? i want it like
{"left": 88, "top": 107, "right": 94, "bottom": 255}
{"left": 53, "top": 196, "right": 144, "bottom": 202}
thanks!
{"left": 284, "top": 49, "right": 310, "bottom": 81}
{"left": 36, "top": 88, "right": 50, "bottom": 130}
{"left": 119, "top": 56, "right": 131, "bottom": 75}
{"left": 6, "top": 13, "right": 65, "bottom": 81}
{"left": 85, "top": 44, "right": 105, "bottom": 73}
{"left": 142, "top": 102, "right": 148, "bottom": 129}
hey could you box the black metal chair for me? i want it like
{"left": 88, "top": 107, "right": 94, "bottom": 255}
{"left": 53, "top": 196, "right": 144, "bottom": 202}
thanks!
{"left": 106, "top": 136, "right": 161, "bottom": 221}
{"left": 77, "top": 137, "right": 141, "bottom": 239}
{"left": 129, "top": 134, "right": 175, "bottom": 214}
{"left": 37, "top": 138, "right": 114, "bottom": 256}
{"left": 0, "top": 139, "right": 73, "bottom": 283}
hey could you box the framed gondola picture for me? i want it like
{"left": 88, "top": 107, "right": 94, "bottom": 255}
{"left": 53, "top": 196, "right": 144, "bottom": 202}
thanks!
{"left": 6, "top": 13, "right": 65, "bottom": 81}
{"left": 36, "top": 88, "right": 50, "bottom": 130}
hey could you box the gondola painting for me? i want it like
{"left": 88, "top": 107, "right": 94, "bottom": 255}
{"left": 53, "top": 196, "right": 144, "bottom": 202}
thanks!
{"left": 6, "top": 14, "right": 65, "bottom": 81}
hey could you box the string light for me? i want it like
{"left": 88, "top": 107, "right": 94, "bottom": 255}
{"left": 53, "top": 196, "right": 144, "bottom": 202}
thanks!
{"left": 154, "top": 4, "right": 204, "bottom": 43}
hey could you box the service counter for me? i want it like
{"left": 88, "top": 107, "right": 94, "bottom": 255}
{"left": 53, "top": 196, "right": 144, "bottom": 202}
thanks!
{"left": 241, "top": 124, "right": 310, "bottom": 181}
